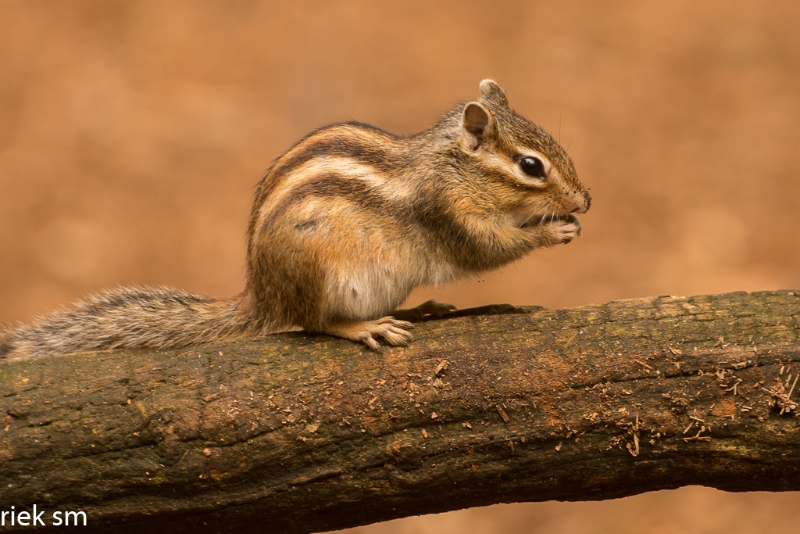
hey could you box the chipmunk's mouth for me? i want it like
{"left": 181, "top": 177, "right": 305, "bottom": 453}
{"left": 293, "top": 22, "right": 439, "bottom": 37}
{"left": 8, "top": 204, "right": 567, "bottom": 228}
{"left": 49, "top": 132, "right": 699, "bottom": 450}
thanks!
{"left": 516, "top": 213, "right": 576, "bottom": 229}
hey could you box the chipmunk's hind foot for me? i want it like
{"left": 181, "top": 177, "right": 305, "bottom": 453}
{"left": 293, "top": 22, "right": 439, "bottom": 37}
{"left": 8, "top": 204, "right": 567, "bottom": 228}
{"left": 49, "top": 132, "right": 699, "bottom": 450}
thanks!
{"left": 317, "top": 317, "right": 414, "bottom": 352}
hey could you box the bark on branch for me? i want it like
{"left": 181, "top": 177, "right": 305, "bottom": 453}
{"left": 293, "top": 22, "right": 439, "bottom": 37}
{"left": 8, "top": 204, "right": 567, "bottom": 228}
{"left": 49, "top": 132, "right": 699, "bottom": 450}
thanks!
{"left": 1, "top": 291, "right": 799, "bottom": 533}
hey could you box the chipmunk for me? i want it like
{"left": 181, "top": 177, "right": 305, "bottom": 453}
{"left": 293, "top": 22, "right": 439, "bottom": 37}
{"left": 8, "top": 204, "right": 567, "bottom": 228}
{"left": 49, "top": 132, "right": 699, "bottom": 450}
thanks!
{"left": 0, "top": 80, "right": 590, "bottom": 359}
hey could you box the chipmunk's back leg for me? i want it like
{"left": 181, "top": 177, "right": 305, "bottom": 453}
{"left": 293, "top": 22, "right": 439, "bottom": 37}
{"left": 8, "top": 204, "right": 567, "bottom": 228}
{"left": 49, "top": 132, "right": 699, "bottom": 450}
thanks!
{"left": 315, "top": 317, "right": 414, "bottom": 352}
{"left": 252, "top": 182, "right": 432, "bottom": 351}
{"left": 310, "top": 252, "right": 419, "bottom": 350}
{"left": 313, "top": 297, "right": 457, "bottom": 351}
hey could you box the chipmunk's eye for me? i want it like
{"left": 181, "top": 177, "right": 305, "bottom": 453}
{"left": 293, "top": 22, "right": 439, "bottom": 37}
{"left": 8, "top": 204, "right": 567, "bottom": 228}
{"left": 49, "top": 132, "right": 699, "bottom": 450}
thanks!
{"left": 519, "top": 156, "right": 546, "bottom": 178}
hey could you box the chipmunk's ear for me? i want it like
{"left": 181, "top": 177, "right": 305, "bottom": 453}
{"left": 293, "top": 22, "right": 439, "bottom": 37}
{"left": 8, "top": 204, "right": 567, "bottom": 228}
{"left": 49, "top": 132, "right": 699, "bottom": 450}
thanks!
{"left": 461, "top": 102, "right": 495, "bottom": 151}
{"left": 479, "top": 79, "right": 509, "bottom": 108}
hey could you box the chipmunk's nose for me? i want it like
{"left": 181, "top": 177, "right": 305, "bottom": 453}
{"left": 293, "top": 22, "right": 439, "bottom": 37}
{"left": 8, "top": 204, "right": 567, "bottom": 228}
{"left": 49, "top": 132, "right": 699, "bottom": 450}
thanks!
{"left": 570, "top": 191, "right": 591, "bottom": 214}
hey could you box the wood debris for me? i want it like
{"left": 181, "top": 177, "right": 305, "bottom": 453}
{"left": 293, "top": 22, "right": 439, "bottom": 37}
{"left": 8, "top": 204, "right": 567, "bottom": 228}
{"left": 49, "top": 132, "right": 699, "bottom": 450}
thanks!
{"left": 564, "top": 333, "right": 578, "bottom": 348}
{"left": 496, "top": 404, "right": 509, "bottom": 423}
{"left": 626, "top": 415, "right": 640, "bottom": 457}
{"left": 761, "top": 375, "right": 799, "bottom": 415}
{"left": 682, "top": 426, "right": 711, "bottom": 442}
{"left": 725, "top": 379, "right": 742, "bottom": 395}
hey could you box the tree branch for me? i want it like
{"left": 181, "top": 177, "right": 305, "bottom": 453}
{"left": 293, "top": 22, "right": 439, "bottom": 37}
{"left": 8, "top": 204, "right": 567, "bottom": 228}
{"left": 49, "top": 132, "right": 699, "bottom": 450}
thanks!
{"left": 1, "top": 291, "right": 799, "bottom": 533}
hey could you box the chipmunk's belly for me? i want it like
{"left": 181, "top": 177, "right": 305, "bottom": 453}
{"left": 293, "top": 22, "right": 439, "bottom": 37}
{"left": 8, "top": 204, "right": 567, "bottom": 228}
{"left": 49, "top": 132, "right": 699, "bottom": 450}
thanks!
{"left": 319, "top": 229, "right": 459, "bottom": 320}
{"left": 324, "top": 263, "right": 410, "bottom": 319}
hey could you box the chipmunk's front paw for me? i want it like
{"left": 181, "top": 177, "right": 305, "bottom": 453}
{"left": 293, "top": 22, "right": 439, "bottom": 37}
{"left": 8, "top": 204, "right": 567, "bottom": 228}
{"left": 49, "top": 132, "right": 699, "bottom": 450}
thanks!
{"left": 541, "top": 214, "right": 582, "bottom": 245}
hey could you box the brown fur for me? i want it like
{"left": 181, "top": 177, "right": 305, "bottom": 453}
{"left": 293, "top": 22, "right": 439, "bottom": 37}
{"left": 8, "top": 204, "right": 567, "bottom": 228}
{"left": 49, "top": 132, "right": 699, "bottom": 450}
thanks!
{"left": 0, "top": 80, "right": 590, "bottom": 358}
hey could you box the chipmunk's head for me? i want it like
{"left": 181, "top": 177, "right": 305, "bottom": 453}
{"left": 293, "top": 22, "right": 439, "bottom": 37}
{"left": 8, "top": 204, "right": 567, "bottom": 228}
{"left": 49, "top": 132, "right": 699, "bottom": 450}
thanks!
{"left": 457, "top": 79, "right": 591, "bottom": 226}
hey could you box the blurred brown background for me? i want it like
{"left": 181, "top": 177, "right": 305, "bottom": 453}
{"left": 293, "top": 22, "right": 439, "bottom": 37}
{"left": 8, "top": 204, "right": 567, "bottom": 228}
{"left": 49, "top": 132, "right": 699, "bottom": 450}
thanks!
{"left": 1, "top": 0, "right": 798, "bottom": 532}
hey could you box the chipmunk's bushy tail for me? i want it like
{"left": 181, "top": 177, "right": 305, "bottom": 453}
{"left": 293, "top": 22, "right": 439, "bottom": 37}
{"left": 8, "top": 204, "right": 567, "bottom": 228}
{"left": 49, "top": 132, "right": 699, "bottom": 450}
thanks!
{"left": 0, "top": 286, "right": 253, "bottom": 360}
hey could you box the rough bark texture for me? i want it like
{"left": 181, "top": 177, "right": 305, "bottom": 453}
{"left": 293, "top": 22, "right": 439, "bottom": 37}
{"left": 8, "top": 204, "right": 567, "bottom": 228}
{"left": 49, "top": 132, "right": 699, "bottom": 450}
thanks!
{"left": 1, "top": 291, "right": 799, "bottom": 533}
